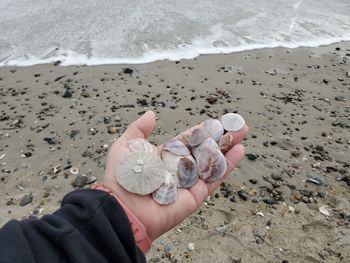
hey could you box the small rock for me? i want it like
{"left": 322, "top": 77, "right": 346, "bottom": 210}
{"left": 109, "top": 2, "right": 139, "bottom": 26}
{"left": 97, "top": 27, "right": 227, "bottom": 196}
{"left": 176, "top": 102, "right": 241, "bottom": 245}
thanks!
{"left": 293, "top": 192, "right": 303, "bottom": 201}
{"left": 187, "top": 243, "right": 195, "bottom": 251}
{"left": 215, "top": 226, "right": 227, "bottom": 233}
{"left": 20, "top": 193, "right": 33, "bottom": 206}
{"left": 206, "top": 96, "right": 217, "bottom": 104}
{"left": 72, "top": 175, "right": 88, "bottom": 188}
{"left": 108, "top": 127, "right": 118, "bottom": 134}
{"left": 86, "top": 176, "right": 97, "bottom": 184}
{"left": 271, "top": 173, "right": 282, "bottom": 181}
{"left": 163, "top": 244, "right": 172, "bottom": 253}
{"left": 249, "top": 179, "right": 257, "bottom": 184}
{"left": 237, "top": 190, "right": 248, "bottom": 201}
{"left": 62, "top": 88, "right": 73, "bottom": 98}
{"left": 122, "top": 68, "right": 134, "bottom": 75}
{"left": 246, "top": 153, "right": 258, "bottom": 161}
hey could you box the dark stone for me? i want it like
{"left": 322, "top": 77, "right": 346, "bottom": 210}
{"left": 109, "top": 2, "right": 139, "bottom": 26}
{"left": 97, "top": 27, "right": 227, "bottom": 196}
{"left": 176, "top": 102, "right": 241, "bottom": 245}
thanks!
{"left": 206, "top": 96, "right": 217, "bottom": 104}
{"left": 246, "top": 153, "right": 258, "bottom": 161}
{"left": 122, "top": 68, "right": 134, "bottom": 75}
{"left": 249, "top": 179, "right": 257, "bottom": 184}
{"left": 263, "top": 198, "right": 277, "bottom": 205}
{"left": 20, "top": 193, "right": 33, "bottom": 206}
{"left": 62, "top": 88, "right": 73, "bottom": 98}
{"left": 54, "top": 60, "right": 62, "bottom": 66}
{"left": 271, "top": 173, "right": 282, "bottom": 181}
{"left": 237, "top": 190, "right": 248, "bottom": 201}
{"left": 43, "top": 137, "right": 57, "bottom": 145}
{"left": 72, "top": 175, "right": 88, "bottom": 188}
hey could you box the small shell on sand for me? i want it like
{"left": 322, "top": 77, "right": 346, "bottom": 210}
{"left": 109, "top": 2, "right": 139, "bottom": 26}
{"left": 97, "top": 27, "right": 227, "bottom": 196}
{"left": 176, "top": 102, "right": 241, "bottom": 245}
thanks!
{"left": 69, "top": 167, "right": 79, "bottom": 175}
{"left": 116, "top": 152, "right": 166, "bottom": 195}
{"left": 203, "top": 119, "right": 224, "bottom": 141}
{"left": 221, "top": 113, "right": 245, "bottom": 132}
{"left": 127, "top": 138, "right": 157, "bottom": 154}
{"left": 152, "top": 171, "right": 177, "bottom": 205}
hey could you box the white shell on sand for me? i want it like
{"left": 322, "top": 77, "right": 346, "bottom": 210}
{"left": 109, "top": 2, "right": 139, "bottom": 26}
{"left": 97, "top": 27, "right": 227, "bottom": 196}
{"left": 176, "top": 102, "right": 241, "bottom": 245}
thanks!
{"left": 116, "top": 152, "right": 166, "bottom": 195}
{"left": 221, "top": 113, "right": 245, "bottom": 132}
{"left": 127, "top": 138, "right": 157, "bottom": 154}
{"left": 152, "top": 171, "right": 177, "bottom": 205}
{"left": 203, "top": 119, "right": 224, "bottom": 141}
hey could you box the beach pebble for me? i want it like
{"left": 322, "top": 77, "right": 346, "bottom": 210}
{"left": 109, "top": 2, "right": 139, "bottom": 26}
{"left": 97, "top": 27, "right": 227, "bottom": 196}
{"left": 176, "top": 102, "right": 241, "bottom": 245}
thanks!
{"left": 187, "top": 243, "right": 195, "bottom": 251}
{"left": 246, "top": 153, "right": 258, "bottom": 161}
{"left": 20, "top": 193, "right": 33, "bottom": 206}
{"left": 72, "top": 175, "right": 87, "bottom": 188}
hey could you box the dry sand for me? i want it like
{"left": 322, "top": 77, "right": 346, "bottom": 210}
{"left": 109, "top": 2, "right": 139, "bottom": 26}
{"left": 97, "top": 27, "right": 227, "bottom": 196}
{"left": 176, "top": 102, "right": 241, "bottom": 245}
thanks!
{"left": 0, "top": 42, "right": 349, "bottom": 262}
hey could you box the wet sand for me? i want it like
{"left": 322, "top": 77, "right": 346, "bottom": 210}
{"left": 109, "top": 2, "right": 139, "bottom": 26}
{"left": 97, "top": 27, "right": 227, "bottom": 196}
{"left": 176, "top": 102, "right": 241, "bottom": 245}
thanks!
{"left": 0, "top": 42, "right": 349, "bottom": 262}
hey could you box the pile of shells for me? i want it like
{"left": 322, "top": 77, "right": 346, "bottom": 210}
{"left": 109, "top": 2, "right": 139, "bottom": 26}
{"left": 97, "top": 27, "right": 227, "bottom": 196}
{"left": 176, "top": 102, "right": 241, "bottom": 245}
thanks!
{"left": 115, "top": 113, "right": 245, "bottom": 205}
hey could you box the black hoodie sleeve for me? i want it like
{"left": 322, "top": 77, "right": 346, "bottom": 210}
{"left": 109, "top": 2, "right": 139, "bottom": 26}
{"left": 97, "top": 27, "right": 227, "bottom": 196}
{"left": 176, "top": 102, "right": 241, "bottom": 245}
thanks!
{"left": 0, "top": 189, "right": 146, "bottom": 263}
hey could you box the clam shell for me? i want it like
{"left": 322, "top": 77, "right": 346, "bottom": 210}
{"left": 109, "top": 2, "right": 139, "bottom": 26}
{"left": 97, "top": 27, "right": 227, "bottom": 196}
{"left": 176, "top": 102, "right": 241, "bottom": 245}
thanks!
{"left": 127, "top": 138, "right": 157, "bottom": 154}
{"left": 188, "top": 128, "right": 210, "bottom": 147}
{"left": 196, "top": 146, "right": 227, "bottom": 183}
{"left": 164, "top": 139, "right": 190, "bottom": 156}
{"left": 218, "top": 133, "right": 235, "bottom": 153}
{"left": 177, "top": 156, "right": 198, "bottom": 188}
{"left": 221, "top": 113, "right": 245, "bottom": 132}
{"left": 116, "top": 152, "right": 166, "bottom": 195}
{"left": 203, "top": 119, "right": 224, "bottom": 141}
{"left": 152, "top": 171, "right": 177, "bottom": 205}
{"left": 162, "top": 150, "right": 182, "bottom": 177}
{"left": 192, "top": 137, "right": 220, "bottom": 160}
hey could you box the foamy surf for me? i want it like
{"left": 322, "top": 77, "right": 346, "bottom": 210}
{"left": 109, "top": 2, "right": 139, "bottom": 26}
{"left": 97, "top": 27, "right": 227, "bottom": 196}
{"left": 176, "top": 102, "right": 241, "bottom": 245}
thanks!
{"left": 1, "top": 0, "right": 349, "bottom": 66}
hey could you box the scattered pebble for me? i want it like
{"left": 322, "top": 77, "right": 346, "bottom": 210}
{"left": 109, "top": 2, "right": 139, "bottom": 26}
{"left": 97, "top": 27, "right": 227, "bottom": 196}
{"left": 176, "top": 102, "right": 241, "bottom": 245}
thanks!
{"left": 20, "top": 193, "right": 33, "bottom": 206}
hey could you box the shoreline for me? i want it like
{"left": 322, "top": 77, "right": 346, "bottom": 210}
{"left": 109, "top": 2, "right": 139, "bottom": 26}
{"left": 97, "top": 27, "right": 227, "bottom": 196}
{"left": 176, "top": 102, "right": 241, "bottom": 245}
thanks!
{"left": 1, "top": 39, "right": 350, "bottom": 68}
{"left": 0, "top": 42, "right": 349, "bottom": 262}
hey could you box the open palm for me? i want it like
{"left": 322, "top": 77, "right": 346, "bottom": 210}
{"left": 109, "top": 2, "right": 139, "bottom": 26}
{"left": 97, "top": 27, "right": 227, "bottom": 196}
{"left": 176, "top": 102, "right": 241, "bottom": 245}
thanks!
{"left": 103, "top": 111, "right": 248, "bottom": 241}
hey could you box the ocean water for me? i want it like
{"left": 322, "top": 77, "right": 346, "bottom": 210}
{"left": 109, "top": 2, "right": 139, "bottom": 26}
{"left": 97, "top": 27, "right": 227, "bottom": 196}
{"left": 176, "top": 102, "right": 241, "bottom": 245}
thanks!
{"left": 0, "top": 0, "right": 349, "bottom": 66}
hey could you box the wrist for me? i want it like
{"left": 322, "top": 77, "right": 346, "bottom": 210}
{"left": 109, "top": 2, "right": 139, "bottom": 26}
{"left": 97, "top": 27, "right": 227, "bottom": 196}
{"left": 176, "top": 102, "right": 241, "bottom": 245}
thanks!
{"left": 91, "top": 183, "right": 152, "bottom": 254}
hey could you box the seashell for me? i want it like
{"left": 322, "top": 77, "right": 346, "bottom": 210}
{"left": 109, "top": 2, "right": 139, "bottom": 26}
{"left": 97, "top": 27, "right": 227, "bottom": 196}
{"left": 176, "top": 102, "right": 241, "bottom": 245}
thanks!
{"left": 116, "top": 152, "right": 166, "bottom": 195}
{"left": 162, "top": 150, "right": 182, "bottom": 179}
{"left": 164, "top": 139, "right": 190, "bottom": 156}
{"left": 221, "top": 113, "right": 245, "bottom": 132}
{"left": 152, "top": 171, "right": 177, "bottom": 205}
{"left": 192, "top": 137, "right": 220, "bottom": 160}
{"left": 188, "top": 128, "right": 210, "bottom": 147}
{"left": 127, "top": 138, "right": 157, "bottom": 154}
{"left": 162, "top": 149, "right": 198, "bottom": 188}
{"left": 69, "top": 167, "right": 79, "bottom": 175}
{"left": 177, "top": 156, "right": 198, "bottom": 188}
{"left": 218, "top": 133, "right": 235, "bottom": 153}
{"left": 196, "top": 145, "right": 227, "bottom": 183}
{"left": 203, "top": 119, "right": 224, "bottom": 141}
{"left": 319, "top": 205, "right": 330, "bottom": 216}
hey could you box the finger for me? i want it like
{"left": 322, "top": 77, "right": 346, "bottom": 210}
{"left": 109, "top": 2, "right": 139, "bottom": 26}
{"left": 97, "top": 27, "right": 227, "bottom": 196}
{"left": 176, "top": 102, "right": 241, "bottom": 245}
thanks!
{"left": 225, "top": 125, "right": 249, "bottom": 145}
{"left": 121, "top": 111, "right": 156, "bottom": 141}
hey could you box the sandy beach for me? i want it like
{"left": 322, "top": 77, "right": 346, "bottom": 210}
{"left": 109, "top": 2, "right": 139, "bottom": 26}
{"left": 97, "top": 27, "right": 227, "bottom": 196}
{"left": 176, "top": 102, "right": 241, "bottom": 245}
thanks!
{"left": 0, "top": 42, "right": 349, "bottom": 262}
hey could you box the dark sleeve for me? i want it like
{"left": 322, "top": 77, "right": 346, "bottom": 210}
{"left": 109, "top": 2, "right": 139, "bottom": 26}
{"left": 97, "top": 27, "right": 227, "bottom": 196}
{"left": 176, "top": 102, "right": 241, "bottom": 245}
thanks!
{"left": 0, "top": 189, "right": 146, "bottom": 263}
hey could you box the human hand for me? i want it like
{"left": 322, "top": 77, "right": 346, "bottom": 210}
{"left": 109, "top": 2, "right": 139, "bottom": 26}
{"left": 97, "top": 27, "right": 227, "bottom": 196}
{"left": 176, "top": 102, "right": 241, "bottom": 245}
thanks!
{"left": 103, "top": 111, "right": 248, "bottom": 241}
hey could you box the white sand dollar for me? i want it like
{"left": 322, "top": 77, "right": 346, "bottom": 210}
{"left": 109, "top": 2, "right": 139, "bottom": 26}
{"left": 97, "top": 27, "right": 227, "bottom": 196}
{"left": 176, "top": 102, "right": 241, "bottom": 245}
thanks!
{"left": 221, "top": 113, "right": 245, "bottom": 132}
{"left": 116, "top": 152, "right": 166, "bottom": 195}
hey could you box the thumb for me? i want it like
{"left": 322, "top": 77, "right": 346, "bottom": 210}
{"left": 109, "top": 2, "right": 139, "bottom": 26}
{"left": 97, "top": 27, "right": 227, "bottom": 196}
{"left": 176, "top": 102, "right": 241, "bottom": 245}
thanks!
{"left": 122, "top": 111, "right": 156, "bottom": 140}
